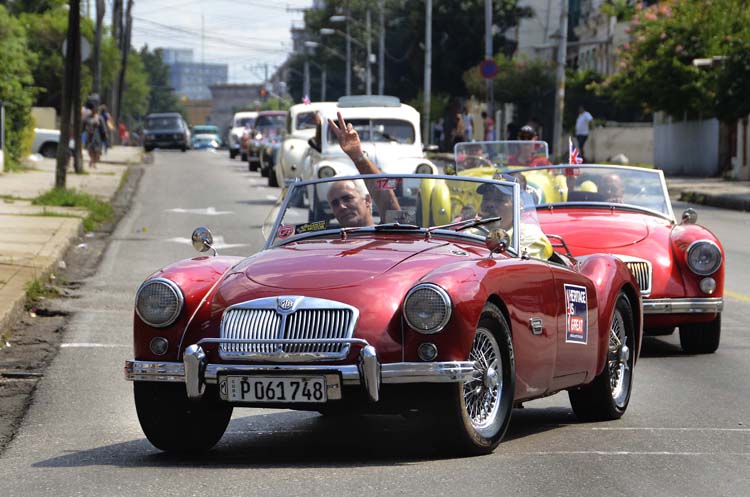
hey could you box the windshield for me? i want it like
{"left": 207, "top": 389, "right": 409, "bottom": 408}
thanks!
{"left": 455, "top": 141, "right": 550, "bottom": 172}
{"left": 326, "top": 119, "right": 415, "bottom": 145}
{"left": 235, "top": 117, "right": 256, "bottom": 128}
{"left": 504, "top": 164, "right": 673, "bottom": 218}
{"left": 262, "top": 174, "right": 534, "bottom": 255}
{"left": 192, "top": 126, "right": 219, "bottom": 135}
{"left": 145, "top": 116, "right": 181, "bottom": 130}
{"left": 256, "top": 114, "right": 286, "bottom": 128}
{"left": 296, "top": 111, "right": 318, "bottom": 130}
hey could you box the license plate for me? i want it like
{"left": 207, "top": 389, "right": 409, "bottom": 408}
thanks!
{"left": 220, "top": 375, "right": 341, "bottom": 403}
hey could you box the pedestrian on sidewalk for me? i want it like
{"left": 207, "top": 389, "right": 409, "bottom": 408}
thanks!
{"left": 481, "top": 111, "right": 495, "bottom": 141}
{"left": 576, "top": 106, "right": 593, "bottom": 160}
{"left": 84, "top": 105, "right": 105, "bottom": 169}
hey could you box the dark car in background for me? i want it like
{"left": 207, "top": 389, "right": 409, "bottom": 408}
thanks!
{"left": 246, "top": 110, "right": 286, "bottom": 171}
{"left": 143, "top": 112, "right": 190, "bottom": 152}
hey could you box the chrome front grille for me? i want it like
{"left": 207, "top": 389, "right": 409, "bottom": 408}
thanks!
{"left": 219, "top": 296, "right": 358, "bottom": 361}
{"left": 617, "top": 256, "right": 652, "bottom": 296}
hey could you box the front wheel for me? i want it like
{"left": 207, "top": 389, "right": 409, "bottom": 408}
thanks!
{"left": 679, "top": 314, "right": 721, "bottom": 354}
{"left": 134, "top": 382, "right": 232, "bottom": 452}
{"left": 432, "top": 303, "right": 515, "bottom": 455}
{"left": 569, "top": 292, "right": 635, "bottom": 421}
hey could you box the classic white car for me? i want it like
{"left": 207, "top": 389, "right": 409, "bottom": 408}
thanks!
{"left": 300, "top": 96, "right": 437, "bottom": 181}
{"left": 227, "top": 111, "right": 258, "bottom": 160}
{"left": 32, "top": 128, "right": 63, "bottom": 158}
{"left": 275, "top": 101, "right": 336, "bottom": 187}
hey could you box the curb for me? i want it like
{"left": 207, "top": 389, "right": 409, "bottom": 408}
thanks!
{"left": 679, "top": 191, "right": 750, "bottom": 212}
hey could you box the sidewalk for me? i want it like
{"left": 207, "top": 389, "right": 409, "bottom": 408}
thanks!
{"left": 0, "top": 146, "right": 142, "bottom": 336}
{"left": 665, "top": 176, "right": 750, "bottom": 212}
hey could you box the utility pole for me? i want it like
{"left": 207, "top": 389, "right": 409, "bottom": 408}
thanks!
{"left": 378, "top": 0, "right": 385, "bottom": 95}
{"left": 321, "top": 65, "right": 327, "bottom": 101}
{"left": 422, "top": 0, "right": 432, "bottom": 146}
{"left": 345, "top": 12, "right": 352, "bottom": 95}
{"left": 57, "top": 0, "right": 81, "bottom": 188}
{"left": 114, "top": 0, "right": 133, "bottom": 130}
{"left": 552, "top": 0, "right": 569, "bottom": 159}
{"left": 366, "top": 9, "right": 372, "bottom": 95}
{"left": 92, "top": 0, "right": 105, "bottom": 94}
{"left": 485, "top": 0, "right": 493, "bottom": 118}
{"left": 72, "top": 16, "right": 83, "bottom": 174}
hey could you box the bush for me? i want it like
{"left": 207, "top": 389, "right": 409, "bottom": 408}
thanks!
{"left": 0, "top": 6, "right": 36, "bottom": 166}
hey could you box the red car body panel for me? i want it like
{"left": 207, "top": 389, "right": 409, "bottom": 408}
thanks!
{"left": 132, "top": 233, "right": 641, "bottom": 403}
{"left": 537, "top": 206, "right": 723, "bottom": 329}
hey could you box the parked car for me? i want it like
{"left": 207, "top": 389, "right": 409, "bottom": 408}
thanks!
{"left": 301, "top": 96, "right": 437, "bottom": 181}
{"left": 228, "top": 111, "right": 258, "bottom": 160}
{"left": 507, "top": 164, "right": 724, "bottom": 354}
{"left": 259, "top": 141, "right": 282, "bottom": 187}
{"left": 143, "top": 112, "right": 190, "bottom": 152}
{"left": 191, "top": 125, "right": 223, "bottom": 150}
{"left": 276, "top": 101, "right": 337, "bottom": 187}
{"left": 31, "top": 128, "right": 62, "bottom": 158}
{"left": 246, "top": 110, "right": 286, "bottom": 171}
{"left": 125, "top": 173, "right": 642, "bottom": 455}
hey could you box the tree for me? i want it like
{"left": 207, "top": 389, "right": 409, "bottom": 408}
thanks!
{"left": 0, "top": 4, "right": 35, "bottom": 166}
{"left": 119, "top": 49, "right": 150, "bottom": 127}
{"left": 139, "top": 46, "right": 185, "bottom": 117}
{"left": 602, "top": 0, "right": 750, "bottom": 121}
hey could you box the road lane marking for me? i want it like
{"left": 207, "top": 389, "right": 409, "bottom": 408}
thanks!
{"left": 585, "top": 426, "right": 749, "bottom": 432}
{"left": 725, "top": 290, "right": 750, "bottom": 303}
{"left": 61, "top": 343, "right": 130, "bottom": 348}
{"left": 524, "top": 451, "right": 750, "bottom": 456}
{"left": 165, "top": 207, "right": 233, "bottom": 215}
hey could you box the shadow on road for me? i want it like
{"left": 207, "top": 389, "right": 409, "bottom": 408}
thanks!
{"left": 32, "top": 406, "right": 579, "bottom": 468}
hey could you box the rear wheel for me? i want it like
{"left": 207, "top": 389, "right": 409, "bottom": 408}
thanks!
{"left": 431, "top": 303, "right": 514, "bottom": 455}
{"left": 134, "top": 382, "right": 232, "bottom": 452}
{"left": 679, "top": 314, "right": 721, "bottom": 354}
{"left": 230, "top": 150, "right": 237, "bottom": 159}
{"left": 268, "top": 166, "right": 279, "bottom": 187}
{"left": 241, "top": 152, "right": 248, "bottom": 162}
{"left": 569, "top": 293, "right": 635, "bottom": 421}
{"left": 40, "top": 142, "right": 58, "bottom": 158}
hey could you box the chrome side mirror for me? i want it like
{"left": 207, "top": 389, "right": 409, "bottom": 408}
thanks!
{"left": 681, "top": 208, "right": 698, "bottom": 225}
{"left": 191, "top": 227, "right": 216, "bottom": 255}
{"left": 485, "top": 229, "right": 510, "bottom": 257}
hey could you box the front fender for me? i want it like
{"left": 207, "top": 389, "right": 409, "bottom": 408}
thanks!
{"left": 133, "top": 255, "right": 243, "bottom": 362}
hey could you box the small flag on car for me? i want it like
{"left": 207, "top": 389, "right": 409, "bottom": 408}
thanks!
{"left": 566, "top": 137, "right": 582, "bottom": 176}
{"left": 303, "top": 94, "right": 311, "bottom": 105}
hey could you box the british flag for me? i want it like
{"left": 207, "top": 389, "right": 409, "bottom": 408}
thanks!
{"left": 302, "top": 94, "right": 311, "bottom": 105}
{"left": 569, "top": 136, "right": 583, "bottom": 165}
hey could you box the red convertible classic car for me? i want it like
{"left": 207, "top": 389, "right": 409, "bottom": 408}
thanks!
{"left": 510, "top": 164, "right": 724, "bottom": 354}
{"left": 125, "top": 173, "right": 642, "bottom": 455}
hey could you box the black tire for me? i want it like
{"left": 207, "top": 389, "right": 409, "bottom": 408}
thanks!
{"left": 241, "top": 152, "right": 248, "bottom": 163}
{"left": 181, "top": 146, "right": 187, "bottom": 152}
{"left": 431, "top": 303, "right": 515, "bottom": 455}
{"left": 569, "top": 292, "right": 635, "bottom": 421}
{"left": 230, "top": 150, "right": 237, "bottom": 159}
{"left": 679, "top": 314, "right": 721, "bottom": 354}
{"left": 40, "top": 142, "right": 58, "bottom": 158}
{"left": 144, "top": 146, "right": 153, "bottom": 153}
{"left": 268, "top": 166, "right": 279, "bottom": 187}
{"left": 260, "top": 165, "right": 269, "bottom": 178}
{"left": 134, "top": 382, "right": 232, "bottom": 453}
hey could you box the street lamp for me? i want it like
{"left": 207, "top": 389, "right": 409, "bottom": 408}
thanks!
{"left": 326, "top": 12, "right": 378, "bottom": 95}
{"left": 303, "top": 41, "right": 329, "bottom": 101}
{"left": 328, "top": 15, "right": 351, "bottom": 95}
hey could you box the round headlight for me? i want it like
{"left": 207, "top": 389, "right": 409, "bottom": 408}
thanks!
{"left": 416, "top": 163, "right": 434, "bottom": 174}
{"left": 686, "top": 240, "right": 722, "bottom": 276}
{"left": 135, "top": 278, "right": 184, "bottom": 328}
{"left": 403, "top": 283, "right": 452, "bottom": 334}
{"left": 318, "top": 165, "right": 336, "bottom": 178}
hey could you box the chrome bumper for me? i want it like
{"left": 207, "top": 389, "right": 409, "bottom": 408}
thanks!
{"left": 643, "top": 297, "right": 724, "bottom": 314}
{"left": 124, "top": 342, "right": 474, "bottom": 403}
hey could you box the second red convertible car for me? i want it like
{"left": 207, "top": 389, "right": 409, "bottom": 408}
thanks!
{"left": 125, "top": 173, "right": 642, "bottom": 455}
{"left": 511, "top": 164, "right": 724, "bottom": 354}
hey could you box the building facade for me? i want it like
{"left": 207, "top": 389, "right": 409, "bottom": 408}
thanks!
{"left": 159, "top": 48, "right": 229, "bottom": 101}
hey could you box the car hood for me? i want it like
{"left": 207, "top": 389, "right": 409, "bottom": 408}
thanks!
{"left": 537, "top": 209, "right": 652, "bottom": 249}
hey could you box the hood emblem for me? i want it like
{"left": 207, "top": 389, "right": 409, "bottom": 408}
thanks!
{"left": 277, "top": 297, "right": 296, "bottom": 311}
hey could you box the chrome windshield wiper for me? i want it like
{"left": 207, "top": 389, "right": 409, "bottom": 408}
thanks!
{"left": 373, "top": 223, "right": 421, "bottom": 230}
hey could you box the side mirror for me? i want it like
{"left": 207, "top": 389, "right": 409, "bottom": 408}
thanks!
{"left": 423, "top": 144, "right": 439, "bottom": 152}
{"left": 307, "top": 137, "right": 321, "bottom": 153}
{"left": 680, "top": 208, "right": 698, "bottom": 225}
{"left": 485, "top": 229, "right": 510, "bottom": 256}
{"left": 191, "top": 226, "right": 216, "bottom": 255}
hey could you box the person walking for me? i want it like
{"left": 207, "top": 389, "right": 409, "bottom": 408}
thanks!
{"left": 84, "top": 106, "right": 105, "bottom": 169}
{"left": 462, "top": 108, "right": 474, "bottom": 141}
{"left": 481, "top": 111, "right": 495, "bottom": 141}
{"left": 576, "top": 106, "right": 593, "bottom": 160}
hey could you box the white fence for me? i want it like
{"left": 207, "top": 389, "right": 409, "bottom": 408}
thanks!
{"left": 586, "top": 123, "right": 653, "bottom": 165}
{"left": 653, "top": 115, "right": 719, "bottom": 176}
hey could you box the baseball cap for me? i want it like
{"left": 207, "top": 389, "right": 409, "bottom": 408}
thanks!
{"left": 518, "top": 125, "right": 536, "bottom": 138}
{"left": 476, "top": 182, "right": 514, "bottom": 196}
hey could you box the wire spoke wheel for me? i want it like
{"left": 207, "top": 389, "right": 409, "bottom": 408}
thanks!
{"left": 463, "top": 327, "right": 503, "bottom": 437}
{"left": 608, "top": 308, "right": 630, "bottom": 407}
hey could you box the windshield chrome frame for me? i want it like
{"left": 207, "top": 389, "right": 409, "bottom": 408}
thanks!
{"left": 263, "top": 173, "right": 521, "bottom": 255}
{"left": 508, "top": 164, "right": 676, "bottom": 222}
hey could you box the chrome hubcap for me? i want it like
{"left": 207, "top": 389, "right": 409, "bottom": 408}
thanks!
{"left": 608, "top": 308, "right": 631, "bottom": 407}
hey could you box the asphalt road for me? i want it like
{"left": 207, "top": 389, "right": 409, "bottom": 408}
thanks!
{"left": 0, "top": 150, "right": 747, "bottom": 497}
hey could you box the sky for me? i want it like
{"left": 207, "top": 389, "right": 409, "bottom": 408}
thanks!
{"left": 92, "top": 0, "right": 313, "bottom": 84}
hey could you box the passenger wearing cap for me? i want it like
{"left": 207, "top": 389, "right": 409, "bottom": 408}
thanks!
{"left": 506, "top": 126, "right": 551, "bottom": 168}
{"left": 475, "top": 181, "right": 553, "bottom": 260}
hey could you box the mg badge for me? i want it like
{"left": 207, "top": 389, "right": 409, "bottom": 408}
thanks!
{"left": 277, "top": 297, "right": 295, "bottom": 311}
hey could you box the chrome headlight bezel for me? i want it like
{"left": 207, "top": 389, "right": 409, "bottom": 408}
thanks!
{"left": 135, "top": 278, "right": 184, "bottom": 328}
{"left": 686, "top": 240, "right": 722, "bottom": 276}
{"left": 403, "top": 283, "right": 452, "bottom": 334}
{"left": 415, "top": 163, "right": 434, "bottom": 174}
{"left": 318, "top": 165, "right": 336, "bottom": 178}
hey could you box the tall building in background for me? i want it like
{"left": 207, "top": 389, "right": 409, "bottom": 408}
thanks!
{"left": 160, "top": 48, "right": 229, "bottom": 101}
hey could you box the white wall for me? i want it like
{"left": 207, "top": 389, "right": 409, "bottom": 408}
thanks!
{"left": 586, "top": 124, "right": 653, "bottom": 165}
{"left": 654, "top": 115, "right": 719, "bottom": 176}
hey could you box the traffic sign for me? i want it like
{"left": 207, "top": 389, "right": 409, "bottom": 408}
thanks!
{"left": 479, "top": 59, "right": 498, "bottom": 80}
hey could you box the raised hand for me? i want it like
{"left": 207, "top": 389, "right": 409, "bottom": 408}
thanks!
{"left": 328, "top": 112, "right": 362, "bottom": 157}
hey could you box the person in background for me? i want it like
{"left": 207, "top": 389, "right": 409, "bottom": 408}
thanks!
{"left": 118, "top": 122, "right": 130, "bottom": 146}
{"left": 432, "top": 117, "right": 445, "bottom": 150}
{"left": 576, "top": 106, "right": 594, "bottom": 160}
{"left": 452, "top": 113, "right": 466, "bottom": 147}
{"left": 481, "top": 111, "right": 495, "bottom": 140}
{"left": 84, "top": 105, "right": 105, "bottom": 169}
{"left": 506, "top": 125, "right": 550, "bottom": 167}
{"left": 462, "top": 108, "right": 474, "bottom": 141}
{"left": 99, "top": 104, "right": 113, "bottom": 153}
